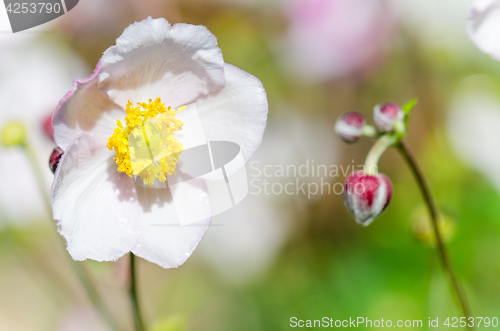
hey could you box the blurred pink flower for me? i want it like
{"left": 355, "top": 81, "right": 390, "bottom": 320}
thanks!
{"left": 43, "top": 112, "right": 55, "bottom": 141}
{"left": 51, "top": 18, "right": 268, "bottom": 268}
{"left": 468, "top": 0, "right": 500, "bottom": 60}
{"left": 56, "top": 0, "right": 181, "bottom": 39}
{"left": 283, "top": 0, "right": 397, "bottom": 81}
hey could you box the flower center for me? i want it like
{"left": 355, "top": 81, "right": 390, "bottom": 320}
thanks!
{"left": 107, "top": 97, "right": 185, "bottom": 186}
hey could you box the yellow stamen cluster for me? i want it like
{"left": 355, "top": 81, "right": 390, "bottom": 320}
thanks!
{"left": 107, "top": 97, "right": 184, "bottom": 186}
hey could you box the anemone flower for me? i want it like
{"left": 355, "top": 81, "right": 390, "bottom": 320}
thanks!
{"left": 0, "top": 38, "right": 86, "bottom": 223}
{"left": 52, "top": 17, "right": 268, "bottom": 268}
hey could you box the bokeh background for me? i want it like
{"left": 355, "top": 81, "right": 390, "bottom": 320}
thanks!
{"left": 1, "top": 0, "right": 499, "bottom": 330}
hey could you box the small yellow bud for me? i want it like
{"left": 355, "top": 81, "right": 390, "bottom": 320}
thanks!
{"left": 411, "top": 206, "right": 456, "bottom": 246}
{"left": 1, "top": 121, "right": 27, "bottom": 147}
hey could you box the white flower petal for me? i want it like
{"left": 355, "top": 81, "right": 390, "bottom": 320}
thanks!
{"left": 99, "top": 17, "right": 225, "bottom": 109}
{"left": 468, "top": 0, "right": 500, "bottom": 60}
{"left": 131, "top": 183, "right": 211, "bottom": 268}
{"left": 196, "top": 64, "right": 268, "bottom": 174}
{"left": 52, "top": 134, "right": 139, "bottom": 261}
{"left": 174, "top": 103, "right": 208, "bottom": 150}
{"left": 53, "top": 62, "right": 125, "bottom": 150}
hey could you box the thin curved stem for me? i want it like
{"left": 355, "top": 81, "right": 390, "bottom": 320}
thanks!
{"left": 21, "top": 144, "right": 52, "bottom": 215}
{"left": 129, "top": 253, "right": 146, "bottom": 331}
{"left": 21, "top": 143, "right": 121, "bottom": 331}
{"left": 396, "top": 140, "right": 473, "bottom": 327}
{"left": 364, "top": 135, "right": 397, "bottom": 176}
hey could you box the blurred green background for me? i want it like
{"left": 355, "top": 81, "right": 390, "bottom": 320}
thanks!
{"left": 0, "top": 0, "right": 499, "bottom": 330}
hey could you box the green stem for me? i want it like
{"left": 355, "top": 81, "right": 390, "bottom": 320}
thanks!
{"left": 364, "top": 135, "right": 397, "bottom": 176}
{"left": 130, "top": 253, "right": 146, "bottom": 331}
{"left": 21, "top": 144, "right": 52, "bottom": 215}
{"left": 362, "top": 124, "right": 378, "bottom": 138}
{"left": 21, "top": 143, "right": 121, "bottom": 331}
{"left": 396, "top": 140, "right": 473, "bottom": 327}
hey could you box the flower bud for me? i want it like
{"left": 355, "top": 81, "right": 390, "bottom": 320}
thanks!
{"left": 335, "top": 112, "right": 366, "bottom": 143}
{"left": 1, "top": 121, "right": 27, "bottom": 148}
{"left": 343, "top": 171, "right": 393, "bottom": 226}
{"left": 49, "top": 147, "right": 64, "bottom": 174}
{"left": 43, "top": 112, "right": 54, "bottom": 141}
{"left": 373, "top": 102, "right": 404, "bottom": 132}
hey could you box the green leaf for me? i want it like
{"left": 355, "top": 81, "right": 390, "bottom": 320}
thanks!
{"left": 402, "top": 99, "right": 418, "bottom": 115}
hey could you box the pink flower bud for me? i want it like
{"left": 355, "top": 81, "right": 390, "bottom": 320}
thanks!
{"left": 49, "top": 147, "right": 64, "bottom": 174}
{"left": 43, "top": 112, "right": 54, "bottom": 141}
{"left": 343, "top": 171, "right": 393, "bottom": 226}
{"left": 373, "top": 102, "right": 403, "bottom": 132}
{"left": 335, "top": 112, "right": 366, "bottom": 143}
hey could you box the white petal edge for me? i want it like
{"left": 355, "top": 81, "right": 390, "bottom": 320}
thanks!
{"left": 99, "top": 17, "right": 226, "bottom": 110}
{"left": 196, "top": 63, "right": 268, "bottom": 176}
{"left": 51, "top": 133, "right": 140, "bottom": 262}
{"left": 53, "top": 62, "right": 126, "bottom": 150}
{"left": 472, "top": 0, "right": 498, "bottom": 12}
{"left": 131, "top": 181, "right": 211, "bottom": 269}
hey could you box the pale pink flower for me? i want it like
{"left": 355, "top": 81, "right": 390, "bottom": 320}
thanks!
{"left": 468, "top": 0, "right": 500, "bottom": 60}
{"left": 56, "top": 0, "right": 181, "bottom": 38}
{"left": 283, "top": 0, "right": 396, "bottom": 81}
{"left": 51, "top": 18, "right": 268, "bottom": 268}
